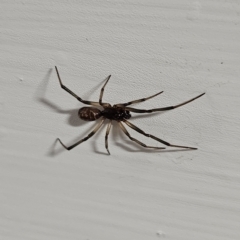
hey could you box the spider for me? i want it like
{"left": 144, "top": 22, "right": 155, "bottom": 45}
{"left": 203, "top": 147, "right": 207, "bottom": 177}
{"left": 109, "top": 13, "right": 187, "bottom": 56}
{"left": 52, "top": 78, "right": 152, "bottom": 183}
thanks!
{"left": 55, "top": 66, "right": 205, "bottom": 154}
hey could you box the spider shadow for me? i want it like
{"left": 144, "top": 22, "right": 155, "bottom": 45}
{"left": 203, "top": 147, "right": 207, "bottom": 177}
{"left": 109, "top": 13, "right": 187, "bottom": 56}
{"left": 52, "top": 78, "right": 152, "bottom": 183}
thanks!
{"left": 40, "top": 98, "right": 84, "bottom": 127}
{"left": 130, "top": 111, "right": 166, "bottom": 120}
{"left": 35, "top": 68, "right": 104, "bottom": 128}
{"left": 36, "top": 70, "right": 88, "bottom": 155}
{"left": 35, "top": 68, "right": 109, "bottom": 156}
{"left": 115, "top": 142, "right": 194, "bottom": 153}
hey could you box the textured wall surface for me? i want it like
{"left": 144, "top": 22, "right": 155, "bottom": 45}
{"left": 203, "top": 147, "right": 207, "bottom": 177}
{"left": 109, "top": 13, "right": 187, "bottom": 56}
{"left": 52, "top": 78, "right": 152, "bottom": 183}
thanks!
{"left": 1, "top": 1, "right": 240, "bottom": 239}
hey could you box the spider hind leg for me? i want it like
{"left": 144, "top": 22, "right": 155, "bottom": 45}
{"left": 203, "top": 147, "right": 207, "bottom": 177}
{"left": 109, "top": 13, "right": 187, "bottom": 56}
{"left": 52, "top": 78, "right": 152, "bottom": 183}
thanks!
{"left": 55, "top": 66, "right": 102, "bottom": 107}
{"left": 57, "top": 118, "right": 105, "bottom": 150}
{"left": 99, "top": 75, "right": 111, "bottom": 106}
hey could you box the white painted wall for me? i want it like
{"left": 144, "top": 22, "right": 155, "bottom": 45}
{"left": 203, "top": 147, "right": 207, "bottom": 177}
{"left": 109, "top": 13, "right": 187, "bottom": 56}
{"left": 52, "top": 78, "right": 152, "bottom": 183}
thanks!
{"left": 1, "top": 1, "right": 240, "bottom": 239}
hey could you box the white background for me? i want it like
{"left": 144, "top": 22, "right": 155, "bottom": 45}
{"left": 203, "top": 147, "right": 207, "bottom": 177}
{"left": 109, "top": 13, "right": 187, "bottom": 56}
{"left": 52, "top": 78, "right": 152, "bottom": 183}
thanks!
{"left": 1, "top": 1, "right": 240, "bottom": 239}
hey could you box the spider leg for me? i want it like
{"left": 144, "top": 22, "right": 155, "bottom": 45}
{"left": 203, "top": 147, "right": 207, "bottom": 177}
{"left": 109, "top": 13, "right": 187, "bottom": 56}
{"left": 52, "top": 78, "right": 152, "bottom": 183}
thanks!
{"left": 58, "top": 118, "right": 105, "bottom": 150}
{"left": 99, "top": 74, "right": 111, "bottom": 106}
{"left": 118, "top": 122, "right": 165, "bottom": 150}
{"left": 114, "top": 91, "right": 163, "bottom": 107}
{"left": 124, "top": 93, "right": 205, "bottom": 113}
{"left": 105, "top": 120, "right": 112, "bottom": 155}
{"left": 123, "top": 120, "right": 197, "bottom": 149}
{"left": 55, "top": 66, "right": 104, "bottom": 107}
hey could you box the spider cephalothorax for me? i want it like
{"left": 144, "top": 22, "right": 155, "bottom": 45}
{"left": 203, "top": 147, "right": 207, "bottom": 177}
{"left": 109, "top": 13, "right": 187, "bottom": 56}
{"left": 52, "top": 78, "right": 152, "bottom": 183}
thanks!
{"left": 101, "top": 107, "right": 131, "bottom": 121}
{"left": 55, "top": 66, "right": 205, "bottom": 154}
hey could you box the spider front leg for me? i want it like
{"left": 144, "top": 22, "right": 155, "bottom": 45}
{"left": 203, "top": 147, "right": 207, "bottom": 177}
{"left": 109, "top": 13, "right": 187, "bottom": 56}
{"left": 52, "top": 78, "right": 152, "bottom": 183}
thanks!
{"left": 123, "top": 120, "right": 197, "bottom": 150}
{"left": 124, "top": 93, "right": 205, "bottom": 113}
{"left": 55, "top": 66, "right": 102, "bottom": 107}
{"left": 58, "top": 118, "right": 105, "bottom": 150}
{"left": 118, "top": 122, "right": 165, "bottom": 150}
{"left": 115, "top": 91, "right": 163, "bottom": 107}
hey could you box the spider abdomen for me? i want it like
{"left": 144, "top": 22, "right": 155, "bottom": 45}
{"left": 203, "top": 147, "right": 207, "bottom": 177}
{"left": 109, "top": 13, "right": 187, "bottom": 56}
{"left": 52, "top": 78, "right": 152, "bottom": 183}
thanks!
{"left": 102, "top": 107, "right": 131, "bottom": 121}
{"left": 78, "top": 107, "right": 102, "bottom": 121}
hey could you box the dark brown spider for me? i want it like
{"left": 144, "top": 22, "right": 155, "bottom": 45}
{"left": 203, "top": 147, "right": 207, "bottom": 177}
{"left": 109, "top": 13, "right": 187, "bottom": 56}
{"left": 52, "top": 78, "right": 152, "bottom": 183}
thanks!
{"left": 55, "top": 66, "right": 205, "bottom": 154}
